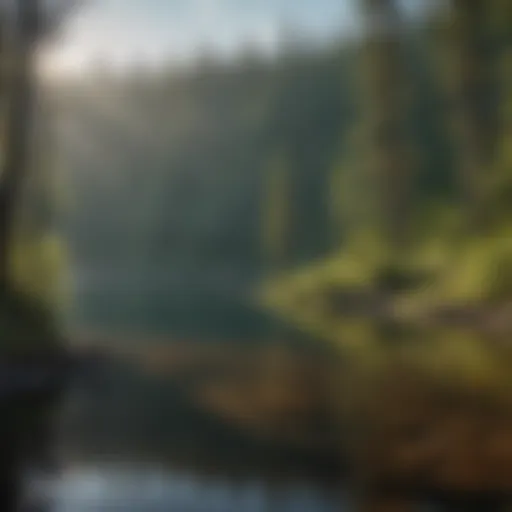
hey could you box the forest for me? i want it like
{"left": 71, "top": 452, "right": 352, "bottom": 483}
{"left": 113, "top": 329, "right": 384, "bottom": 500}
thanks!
{"left": 54, "top": 0, "right": 512, "bottom": 505}
{"left": 54, "top": 34, "right": 352, "bottom": 336}
{"left": 8, "top": 0, "right": 512, "bottom": 509}
{"left": 0, "top": 0, "right": 511, "bottom": 511}
{"left": 55, "top": 6, "right": 459, "bottom": 339}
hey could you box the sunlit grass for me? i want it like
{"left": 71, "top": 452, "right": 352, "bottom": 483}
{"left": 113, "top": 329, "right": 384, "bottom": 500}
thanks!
{"left": 259, "top": 220, "right": 512, "bottom": 396}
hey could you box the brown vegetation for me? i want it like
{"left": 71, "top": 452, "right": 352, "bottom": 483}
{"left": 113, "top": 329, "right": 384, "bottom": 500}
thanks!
{"left": 80, "top": 336, "right": 512, "bottom": 499}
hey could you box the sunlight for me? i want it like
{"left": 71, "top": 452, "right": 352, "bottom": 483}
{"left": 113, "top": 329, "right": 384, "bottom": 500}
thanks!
{"left": 38, "top": 43, "right": 92, "bottom": 82}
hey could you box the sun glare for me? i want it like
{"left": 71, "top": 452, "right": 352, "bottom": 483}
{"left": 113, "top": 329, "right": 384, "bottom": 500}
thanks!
{"left": 38, "top": 44, "right": 92, "bottom": 82}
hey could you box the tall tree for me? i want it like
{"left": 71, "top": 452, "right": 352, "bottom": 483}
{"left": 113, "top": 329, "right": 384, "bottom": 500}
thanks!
{"left": 445, "top": 0, "right": 499, "bottom": 228}
{"left": 360, "top": 0, "right": 413, "bottom": 249}
{"left": 0, "top": 0, "right": 75, "bottom": 291}
{"left": 0, "top": 0, "right": 41, "bottom": 288}
{"left": 262, "top": 154, "right": 290, "bottom": 273}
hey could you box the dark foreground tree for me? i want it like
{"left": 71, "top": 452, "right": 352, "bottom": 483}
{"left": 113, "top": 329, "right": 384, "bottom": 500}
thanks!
{"left": 0, "top": 2, "right": 77, "bottom": 510}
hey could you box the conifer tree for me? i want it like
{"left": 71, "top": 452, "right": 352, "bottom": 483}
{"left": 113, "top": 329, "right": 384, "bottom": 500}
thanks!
{"left": 444, "top": 0, "right": 498, "bottom": 228}
{"left": 0, "top": 0, "right": 41, "bottom": 286}
{"left": 360, "top": 0, "right": 413, "bottom": 249}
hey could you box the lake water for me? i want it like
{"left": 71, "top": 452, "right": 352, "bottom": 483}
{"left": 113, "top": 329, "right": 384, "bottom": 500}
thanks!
{"left": 24, "top": 463, "right": 345, "bottom": 511}
{"left": 15, "top": 353, "right": 346, "bottom": 512}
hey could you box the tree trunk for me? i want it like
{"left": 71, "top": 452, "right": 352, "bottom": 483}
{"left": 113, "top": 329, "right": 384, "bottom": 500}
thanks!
{"left": 0, "top": 0, "right": 39, "bottom": 289}
{"left": 360, "top": 0, "right": 412, "bottom": 249}
{"left": 449, "top": 0, "right": 497, "bottom": 229}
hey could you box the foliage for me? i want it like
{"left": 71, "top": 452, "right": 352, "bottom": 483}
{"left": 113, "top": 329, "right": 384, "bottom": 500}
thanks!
{"left": 9, "top": 231, "right": 67, "bottom": 309}
{"left": 253, "top": 0, "right": 512, "bottom": 404}
{"left": 52, "top": 1, "right": 512, "bottom": 347}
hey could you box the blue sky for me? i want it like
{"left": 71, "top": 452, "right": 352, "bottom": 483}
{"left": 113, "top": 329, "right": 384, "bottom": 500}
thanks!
{"left": 44, "top": 0, "right": 430, "bottom": 75}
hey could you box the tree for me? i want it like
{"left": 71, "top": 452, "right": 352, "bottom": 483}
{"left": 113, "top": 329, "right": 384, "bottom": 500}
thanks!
{"left": 261, "top": 154, "right": 290, "bottom": 274}
{"left": 443, "top": 0, "right": 499, "bottom": 228}
{"left": 359, "top": 0, "right": 414, "bottom": 249}
{"left": 0, "top": 0, "right": 78, "bottom": 315}
{"left": 0, "top": 0, "right": 41, "bottom": 286}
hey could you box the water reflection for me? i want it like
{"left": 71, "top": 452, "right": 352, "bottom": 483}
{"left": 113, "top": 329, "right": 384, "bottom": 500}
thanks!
{"left": 7, "top": 348, "right": 342, "bottom": 512}
{"left": 25, "top": 465, "right": 341, "bottom": 512}
{"left": 16, "top": 327, "right": 512, "bottom": 511}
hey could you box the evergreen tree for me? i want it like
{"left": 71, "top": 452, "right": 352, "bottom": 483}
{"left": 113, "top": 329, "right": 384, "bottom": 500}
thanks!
{"left": 443, "top": 0, "right": 499, "bottom": 228}
{"left": 360, "top": 0, "right": 413, "bottom": 248}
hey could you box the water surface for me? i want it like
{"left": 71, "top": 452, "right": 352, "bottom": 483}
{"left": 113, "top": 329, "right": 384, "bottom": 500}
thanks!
{"left": 26, "top": 462, "right": 344, "bottom": 512}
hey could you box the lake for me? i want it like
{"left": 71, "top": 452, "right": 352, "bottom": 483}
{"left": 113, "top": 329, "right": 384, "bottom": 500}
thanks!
{"left": 24, "top": 462, "right": 345, "bottom": 511}
{"left": 15, "top": 349, "right": 345, "bottom": 512}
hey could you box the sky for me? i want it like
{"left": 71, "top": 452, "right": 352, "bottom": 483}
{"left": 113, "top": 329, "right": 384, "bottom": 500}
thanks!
{"left": 41, "top": 0, "right": 431, "bottom": 77}
{"left": 41, "top": 0, "right": 359, "bottom": 76}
